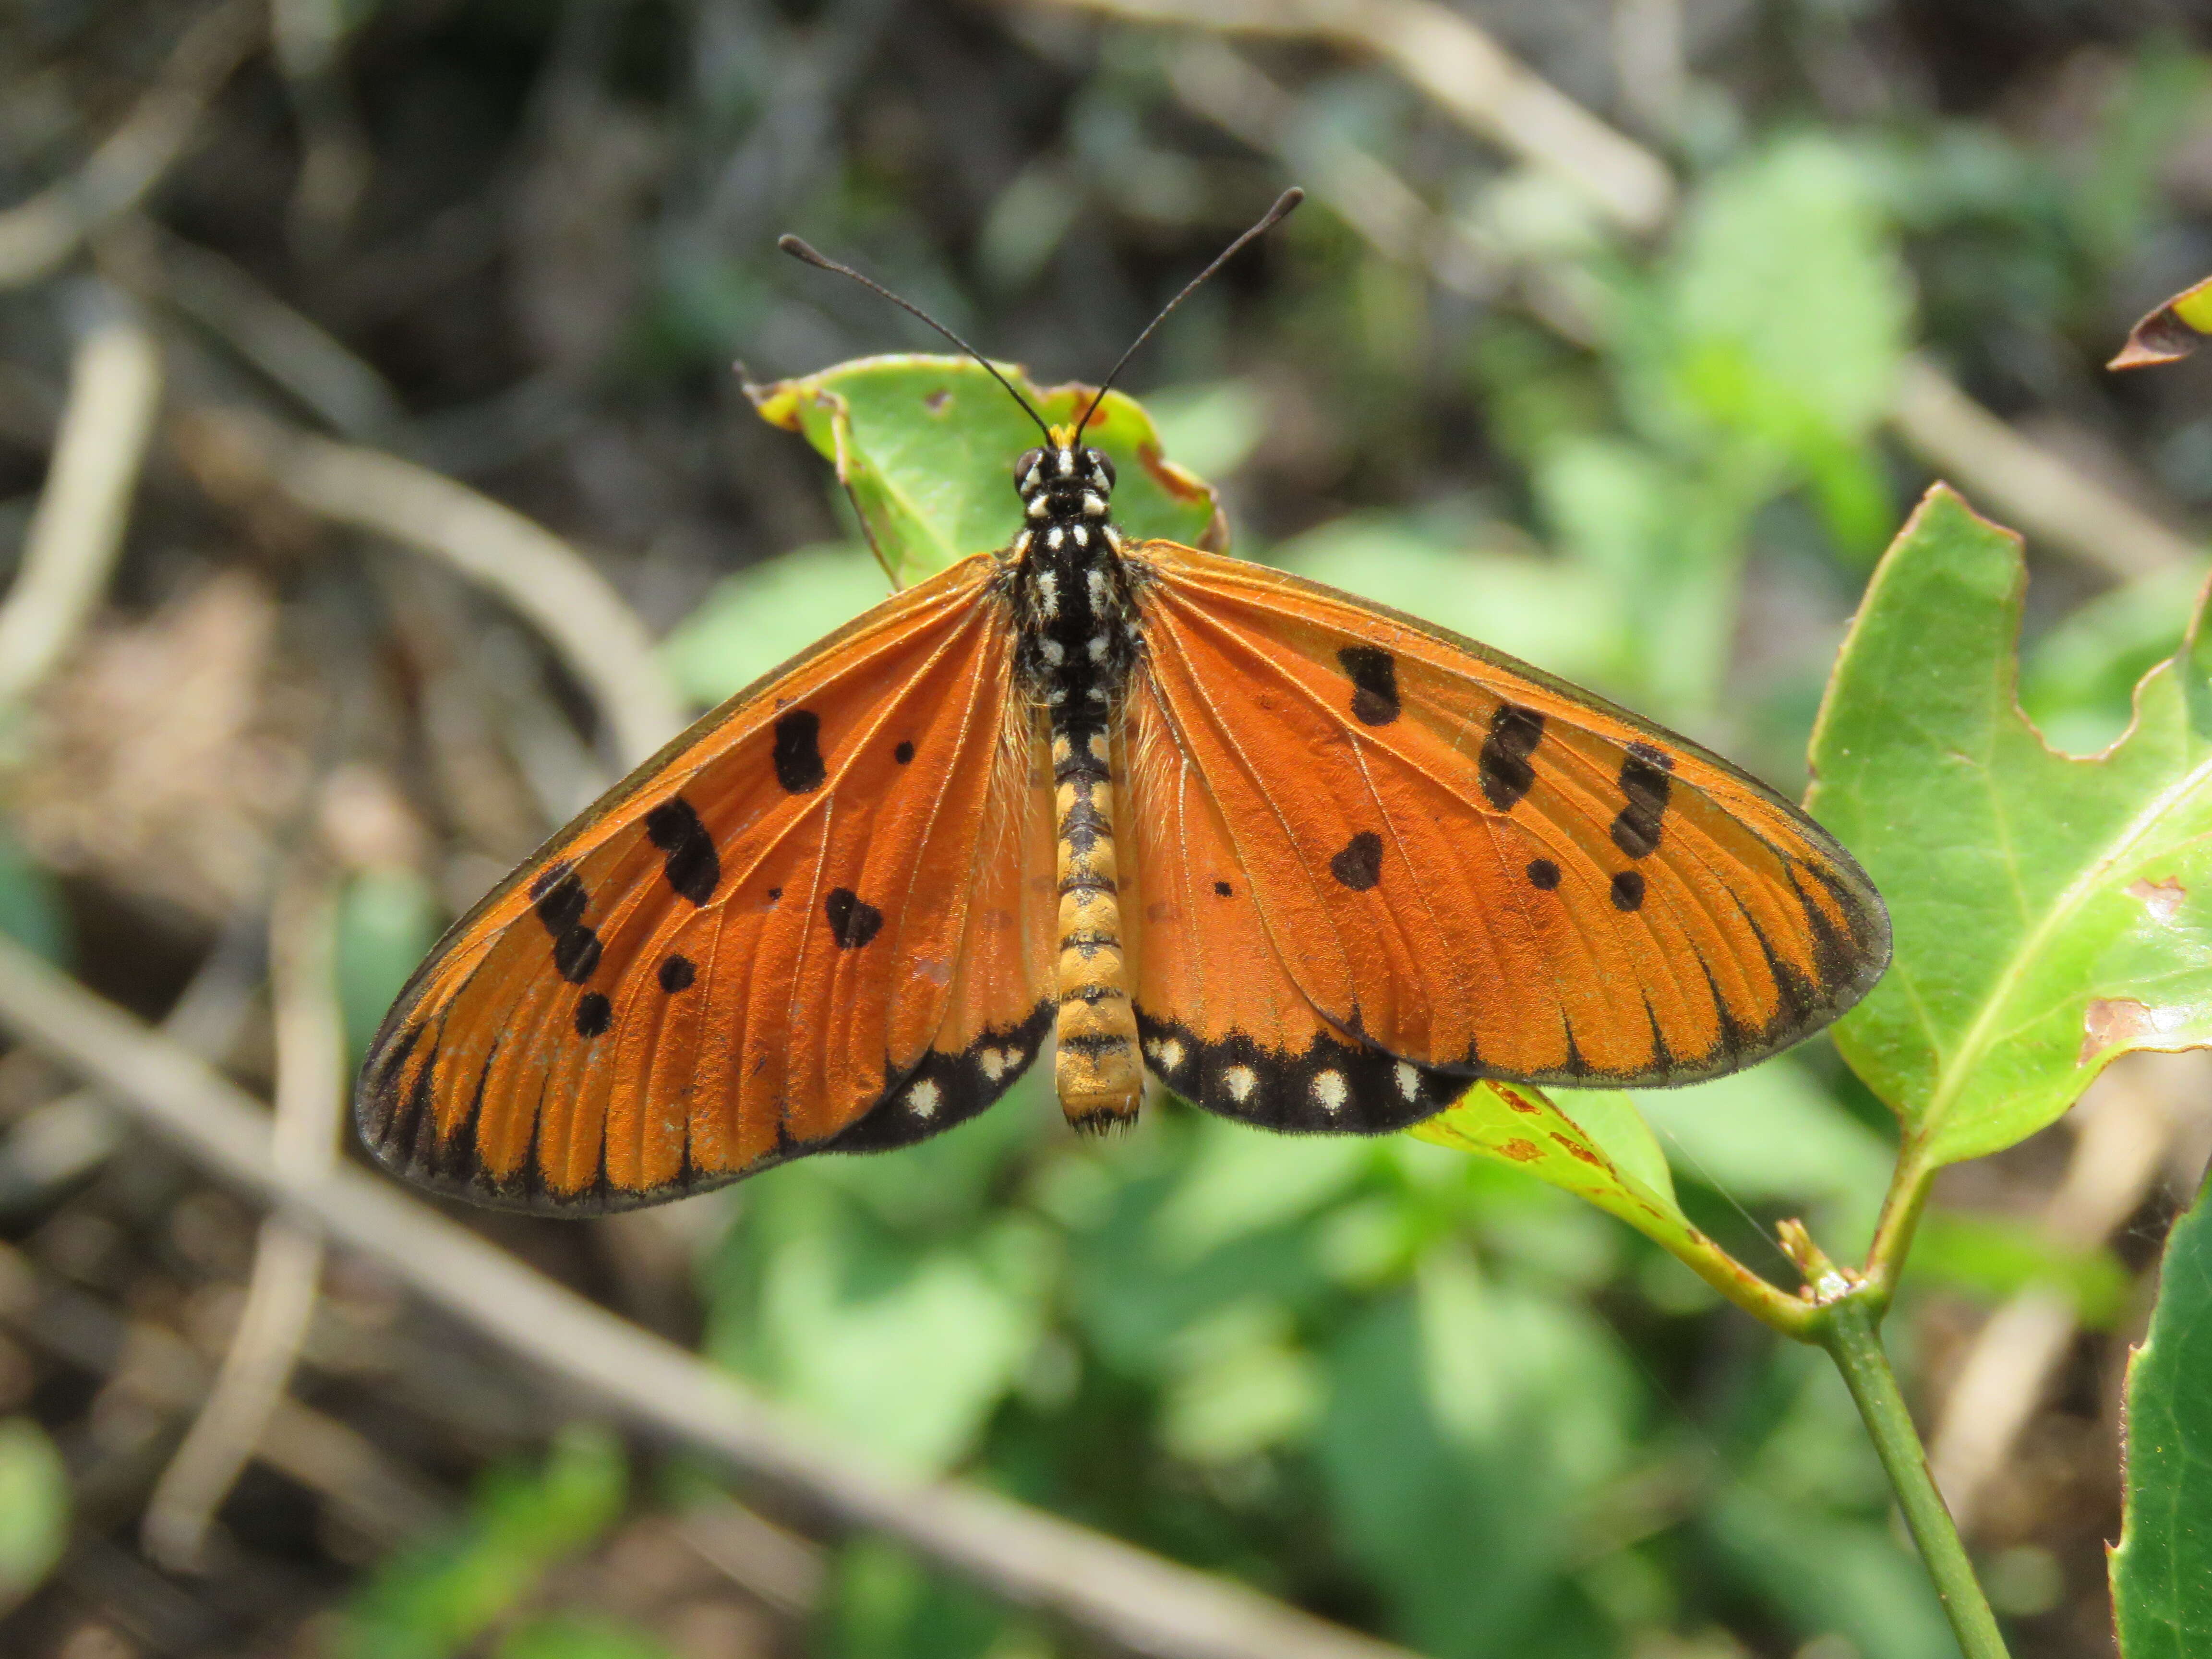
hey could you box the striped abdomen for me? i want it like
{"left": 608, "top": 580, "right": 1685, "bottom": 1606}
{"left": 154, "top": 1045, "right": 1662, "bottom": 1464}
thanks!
{"left": 1051, "top": 724, "right": 1141, "bottom": 1127}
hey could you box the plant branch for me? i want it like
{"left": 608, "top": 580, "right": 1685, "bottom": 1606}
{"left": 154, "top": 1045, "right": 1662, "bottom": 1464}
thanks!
{"left": 0, "top": 932, "right": 1417, "bottom": 1659}
{"left": 1862, "top": 1136, "right": 1940, "bottom": 1310}
{"left": 1819, "top": 1294, "right": 2011, "bottom": 1659}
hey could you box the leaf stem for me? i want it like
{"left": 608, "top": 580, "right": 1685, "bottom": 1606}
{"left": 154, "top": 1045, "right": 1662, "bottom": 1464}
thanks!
{"left": 1818, "top": 1292, "right": 2010, "bottom": 1659}
{"left": 1862, "top": 1136, "right": 1939, "bottom": 1310}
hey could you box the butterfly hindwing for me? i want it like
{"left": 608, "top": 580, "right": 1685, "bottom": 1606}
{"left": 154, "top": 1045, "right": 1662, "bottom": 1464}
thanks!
{"left": 1122, "top": 540, "right": 1888, "bottom": 1126}
{"left": 358, "top": 553, "right": 1053, "bottom": 1213}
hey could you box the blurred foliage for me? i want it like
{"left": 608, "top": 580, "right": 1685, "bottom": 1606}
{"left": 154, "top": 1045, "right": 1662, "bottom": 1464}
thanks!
{"left": 331, "top": 1425, "right": 627, "bottom": 1659}
{"left": 0, "top": 1418, "right": 67, "bottom": 1614}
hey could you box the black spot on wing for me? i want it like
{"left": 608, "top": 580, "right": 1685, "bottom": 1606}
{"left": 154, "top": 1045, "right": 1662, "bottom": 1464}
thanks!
{"left": 530, "top": 865, "right": 601, "bottom": 983}
{"left": 825, "top": 888, "right": 884, "bottom": 949}
{"left": 825, "top": 1001, "right": 1054, "bottom": 1154}
{"left": 1527, "top": 858, "right": 1562, "bottom": 890}
{"left": 772, "top": 710, "right": 827, "bottom": 793}
{"left": 1330, "top": 831, "right": 1384, "bottom": 891}
{"left": 1336, "top": 645, "right": 1400, "bottom": 726}
{"left": 1611, "top": 743, "right": 1674, "bottom": 860}
{"left": 658, "top": 954, "right": 697, "bottom": 993}
{"left": 574, "top": 992, "right": 612, "bottom": 1037}
{"left": 1132, "top": 1011, "right": 1458, "bottom": 1134}
{"left": 1213, "top": 879, "right": 1233, "bottom": 898}
{"left": 894, "top": 740, "right": 915, "bottom": 764}
{"left": 644, "top": 796, "right": 720, "bottom": 905}
{"left": 1479, "top": 704, "right": 1545, "bottom": 811}
{"left": 1611, "top": 870, "right": 1646, "bottom": 912}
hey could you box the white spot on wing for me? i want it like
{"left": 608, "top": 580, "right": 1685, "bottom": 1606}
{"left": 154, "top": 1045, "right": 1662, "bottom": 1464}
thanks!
{"left": 1312, "top": 1070, "right": 1348, "bottom": 1113}
{"left": 909, "top": 1080, "right": 943, "bottom": 1118}
{"left": 1158, "top": 1038, "right": 1185, "bottom": 1072}
{"left": 1223, "top": 1065, "right": 1258, "bottom": 1103}
{"left": 1395, "top": 1062, "right": 1420, "bottom": 1102}
{"left": 980, "top": 1048, "right": 1007, "bottom": 1082}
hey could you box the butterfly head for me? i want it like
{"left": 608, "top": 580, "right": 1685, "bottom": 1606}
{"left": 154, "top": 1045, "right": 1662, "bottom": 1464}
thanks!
{"left": 1015, "top": 432, "right": 1116, "bottom": 525}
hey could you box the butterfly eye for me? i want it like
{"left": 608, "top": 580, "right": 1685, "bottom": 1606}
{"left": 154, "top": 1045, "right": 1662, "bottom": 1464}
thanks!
{"left": 1088, "top": 450, "right": 1116, "bottom": 491}
{"left": 1014, "top": 447, "right": 1045, "bottom": 493}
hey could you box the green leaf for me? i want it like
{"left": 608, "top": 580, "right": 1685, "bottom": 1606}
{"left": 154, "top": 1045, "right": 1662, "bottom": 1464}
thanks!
{"left": 2112, "top": 1171, "right": 2212, "bottom": 1658}
{"left": 748, "top": 355, "right": 1223, "bottom": 585}
{"left": 1412, "top": 1081, "right": 1695, "bottom": 1259}
{"left": 1808, "top": 485, "right": 2212, "bottom": 1166}
{"left": 0, "top": 1417, "right": 67, "bottom": 1612}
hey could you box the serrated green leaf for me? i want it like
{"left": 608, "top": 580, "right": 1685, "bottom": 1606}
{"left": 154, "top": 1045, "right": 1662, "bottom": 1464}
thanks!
{"left": 748, "top": 355, "right": 1222, "bottom": 585}
{"left": 1809, "top": 484, "right": 2212, "bottom": 1166}
{"left": 2111, "top": 1171, "right": 2212, "bottom": 1658}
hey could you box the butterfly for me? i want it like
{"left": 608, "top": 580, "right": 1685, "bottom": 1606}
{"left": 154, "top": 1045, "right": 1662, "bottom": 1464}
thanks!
{"left": 356, "top": 191, "right": 1889, "bottom": 1214}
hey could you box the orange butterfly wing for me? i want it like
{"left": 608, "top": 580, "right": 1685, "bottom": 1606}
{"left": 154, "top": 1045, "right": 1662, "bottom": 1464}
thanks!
{"left": 358, "top": 553, "right": 1053, "bottom": 1213}
{"left": 1121, "top": 540, "right": 1888, "bottom": 1129}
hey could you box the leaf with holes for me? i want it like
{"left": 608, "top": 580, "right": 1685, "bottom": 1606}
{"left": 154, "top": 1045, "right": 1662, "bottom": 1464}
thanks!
{"left": 1808, "top": 484, "right": 2212, "bottom": 1167}
{"left": 747, "top": 356, "right": 1223, "bottom": 586}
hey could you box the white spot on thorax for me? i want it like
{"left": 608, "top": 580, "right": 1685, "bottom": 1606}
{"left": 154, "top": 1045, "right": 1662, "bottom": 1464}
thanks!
{"left": 1311, "top": 1070, "right": 1348, "bottom": 1113}
{"left": 1027, "top": 496, "right": 1047, "bottom": 519}
{"left": 1223, "top": 1065, "right": 1258, "bottom": 1103}
{"left": 1036, "top": 569, "right": 1059, "bottom": 617}
{"left": 1071, "top": 524, "right": 1088, "bottom": 547}
{"left": 1014, "top": 530, "right": 1033, "bottom": 557}
{"left": 1087, "top": 685, "right": 1107, "bottom": 702}
{"left": 1040, "top": 638, "right": 1065, "bottom": 666}
{"left": 1082, "top": 492, "right": 1106, "bottom": 517}
{"left": 1048, "top": 525, "right": 1065, "bottom": 550}
{"left": 1087, "top": 568, "right": 1108, "bottom": 609}
{"left": 908, "top": 1080, "right": 943, "bottom": 1118}
{"left": 1047, "top": 687, "right": 1067, "bottom": 704}
{"left": 1395, "top": 1062, "right": 1420, "bottom": 1102}
{"left": 1057, "top": 447, "right": 1075, "bottom": 476}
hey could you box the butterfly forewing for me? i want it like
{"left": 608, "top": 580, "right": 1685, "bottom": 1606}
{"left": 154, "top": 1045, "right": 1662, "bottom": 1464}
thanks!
{"left": 360, "top": 553, "right": 1052, "bottom": 1212}
{"left": 1122, "top": 540, "right": 1888, "bottom": 1122}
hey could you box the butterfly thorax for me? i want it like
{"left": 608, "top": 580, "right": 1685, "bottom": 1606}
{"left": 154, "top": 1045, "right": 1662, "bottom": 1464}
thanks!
{"left": 1004, "top": 435, "right": 1145, "bottom": 1131}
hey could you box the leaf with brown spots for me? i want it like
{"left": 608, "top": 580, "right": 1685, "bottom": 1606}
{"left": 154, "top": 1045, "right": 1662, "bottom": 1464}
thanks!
{"left": 1810, "top": 485, "right": 2212, "bottom": 1166}
{"left": 1411, "top": 1082, "right": 1709, "bottom": 1259}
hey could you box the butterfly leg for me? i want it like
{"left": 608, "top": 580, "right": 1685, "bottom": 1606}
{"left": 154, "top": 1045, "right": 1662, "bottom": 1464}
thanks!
{"left": 1052, "top": 722, "right": 1141, "bottom": 1128}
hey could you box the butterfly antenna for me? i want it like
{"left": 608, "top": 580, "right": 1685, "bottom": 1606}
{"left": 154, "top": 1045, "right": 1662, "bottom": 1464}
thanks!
{"left": 1074, "top": 187, "right": 1304, "bottom": 443}
{"left": 778, "top": 235, "right": 1054, "bottom": 443}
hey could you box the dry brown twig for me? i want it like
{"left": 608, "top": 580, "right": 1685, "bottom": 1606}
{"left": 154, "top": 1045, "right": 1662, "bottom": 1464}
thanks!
{"left": 0, "top": 0, "right": 267, "bottom": 289}
{"left": 143, "top": 863, "right": 345, "bottom": 1571}
{"left": 1037, "top": 0, "right": 2204, "bottom": 578}
{"left": 0, "top": 301, "right": 165, "bottom": 707}
{"left": 177, "top": 406, "right": 687, "bottom": 769}
{"left": 0, "top": 931, "right": 1415, "bottom": 1659}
